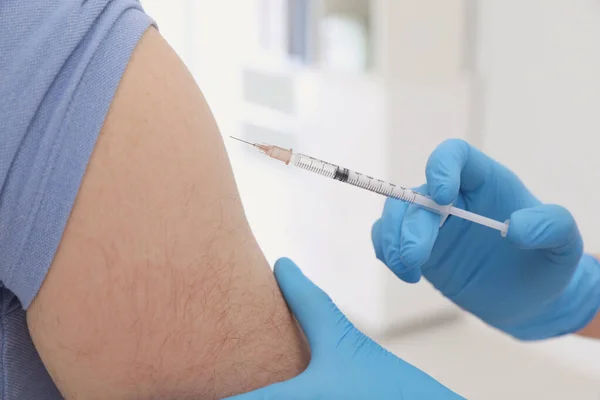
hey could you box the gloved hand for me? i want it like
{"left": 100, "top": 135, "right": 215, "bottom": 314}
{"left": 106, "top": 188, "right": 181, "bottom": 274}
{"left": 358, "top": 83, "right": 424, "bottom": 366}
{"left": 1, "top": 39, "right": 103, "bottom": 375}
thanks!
{"left": 226, "top": 258, "right": 463, "bottom": 400}
{"left": 372, "top": 139, "right": 600, "bottom": 340}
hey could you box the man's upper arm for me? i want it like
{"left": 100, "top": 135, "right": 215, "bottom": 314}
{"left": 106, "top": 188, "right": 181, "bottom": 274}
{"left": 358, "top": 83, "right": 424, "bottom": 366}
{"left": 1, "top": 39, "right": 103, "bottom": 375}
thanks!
{"left": 26, "top": 27, "right": 308, "bottom": 399}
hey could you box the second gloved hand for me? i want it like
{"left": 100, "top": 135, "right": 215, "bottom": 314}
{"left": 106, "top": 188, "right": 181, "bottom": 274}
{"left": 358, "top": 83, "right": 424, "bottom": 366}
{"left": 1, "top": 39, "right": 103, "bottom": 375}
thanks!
{"left": 226, "top": 258, "right": 463, "bottom": 400}
{"left": 372, "top": 139, "right": 600, "bottom": 340}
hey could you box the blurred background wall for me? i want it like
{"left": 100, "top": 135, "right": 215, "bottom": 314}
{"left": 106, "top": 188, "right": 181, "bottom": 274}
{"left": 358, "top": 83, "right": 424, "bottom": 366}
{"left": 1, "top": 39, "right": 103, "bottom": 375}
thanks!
{"left": 141, "top": 1, "right": 600, "bottom": 398}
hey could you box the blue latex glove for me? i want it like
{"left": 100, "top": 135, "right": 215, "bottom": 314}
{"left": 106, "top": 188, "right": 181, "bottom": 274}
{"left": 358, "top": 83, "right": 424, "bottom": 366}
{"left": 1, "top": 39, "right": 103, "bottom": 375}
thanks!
{"left": 226, "top": 258, "right": 463, "bottom": 400}
{"left": 372, "top": 139, "right": 600, "bottom": 340}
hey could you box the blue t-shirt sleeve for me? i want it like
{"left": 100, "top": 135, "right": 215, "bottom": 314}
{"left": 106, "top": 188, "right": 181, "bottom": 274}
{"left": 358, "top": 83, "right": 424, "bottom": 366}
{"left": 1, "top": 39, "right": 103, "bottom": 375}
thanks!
{"left": 0, "top": 0, "right": 155, "bottom": 309}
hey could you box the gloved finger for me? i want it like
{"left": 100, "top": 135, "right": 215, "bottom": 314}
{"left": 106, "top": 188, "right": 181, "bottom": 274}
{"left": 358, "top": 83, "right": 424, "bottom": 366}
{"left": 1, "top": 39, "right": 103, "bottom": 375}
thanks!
{"left": 380, "top": 199, "right": 408, "bottom": 267}
{"left": 274, "top": 258, "right": 349, "bottom": 352}
{"left": 396, "top": 267, "right": 423, "bottom": 283}
{"left": 371, "top": 218, "right": 385, "bottom": 262}
{"left": 399, "top": 204, "right": 440, "bottom": 271}
{"left": 379, "top": 198, "right": 413, "bottom": 280}
{"left": 508, "top": 204, "right": 584, "bottom": 263}
{"left": 373, "top": 218, "right": 422, "bottom": 282}
{"left": 425, "top": 139, "right": 492, "bottom": 205}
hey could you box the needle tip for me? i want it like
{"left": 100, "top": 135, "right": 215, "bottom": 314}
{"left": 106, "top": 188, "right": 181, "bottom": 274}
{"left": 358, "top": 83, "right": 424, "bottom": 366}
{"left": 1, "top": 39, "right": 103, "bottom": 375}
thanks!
{"left": 229, "top": 136, "right": 257, "bottom": 147}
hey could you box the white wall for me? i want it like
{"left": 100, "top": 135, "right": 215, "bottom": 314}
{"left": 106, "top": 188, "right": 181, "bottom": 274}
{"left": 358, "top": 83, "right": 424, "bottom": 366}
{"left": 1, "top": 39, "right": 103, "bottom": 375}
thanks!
{"left": 141, "top": 0, "right": 253, "bottom": 137}
{"left": 477, "top": 0, "right": 600, "bottom": 376}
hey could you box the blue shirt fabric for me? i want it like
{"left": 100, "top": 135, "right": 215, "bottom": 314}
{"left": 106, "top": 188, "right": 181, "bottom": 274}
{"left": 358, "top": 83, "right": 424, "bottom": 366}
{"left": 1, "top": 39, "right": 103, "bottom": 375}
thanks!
{"left": 0, "top": 1, "right": 154, "bottom": 398}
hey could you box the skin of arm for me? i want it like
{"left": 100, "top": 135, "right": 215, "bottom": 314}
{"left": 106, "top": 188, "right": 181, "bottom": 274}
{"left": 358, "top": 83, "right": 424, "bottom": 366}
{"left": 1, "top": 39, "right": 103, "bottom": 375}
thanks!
{"left": 578, "top": 314, "right": 600, "bottom": 338}
{"left": 577, "top": 255, "right": 600, "bottom": 339}
{"left": 26, "top": 27, "right": 309, "bottom": 400}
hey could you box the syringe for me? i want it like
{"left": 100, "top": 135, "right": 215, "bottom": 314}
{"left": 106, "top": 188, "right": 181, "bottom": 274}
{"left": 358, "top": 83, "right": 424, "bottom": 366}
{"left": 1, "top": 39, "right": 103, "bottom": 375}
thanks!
{"left": 231, "top": 137, "right": 509, "bottom": 236}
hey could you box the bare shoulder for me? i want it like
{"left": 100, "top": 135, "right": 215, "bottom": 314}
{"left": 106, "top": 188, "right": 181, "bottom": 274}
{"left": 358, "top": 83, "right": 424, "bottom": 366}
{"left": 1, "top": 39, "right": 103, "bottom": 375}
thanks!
{"left": 27, "top": 28, "right": 308, "bottom": 400}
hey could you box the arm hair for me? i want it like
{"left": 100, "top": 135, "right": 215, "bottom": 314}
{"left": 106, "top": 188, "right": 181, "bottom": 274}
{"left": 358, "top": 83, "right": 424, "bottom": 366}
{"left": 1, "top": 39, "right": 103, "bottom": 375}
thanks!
{"left": 26, "top": 27, "right": 308, "bottom": 399}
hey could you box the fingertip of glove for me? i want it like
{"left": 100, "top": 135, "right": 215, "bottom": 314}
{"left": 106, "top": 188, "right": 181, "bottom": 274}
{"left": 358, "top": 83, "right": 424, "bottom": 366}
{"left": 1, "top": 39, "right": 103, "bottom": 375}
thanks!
{"left": 371, "top": 219, "right": 384, "bottom": 261}
{"left": 508, "top": 205, "right": 580, "bottom": 249}
{"left": 274, "top": 257, "right": 298, "bottom": 270}
{"left": 399, "top": 243, "right": 429, "bottom": 271}
{"left": 431, "top": 185, "right": 457, "bottom": 206}
{"left": 423, "top": 177, "right": 455, "bottom": 206}
{"left": 387, "top": 259, "right": 408, "bottom": 276}
{"left": 506, "top": 210, "right": 537, "bottom": 247}
{"left": 398, "top": 208, "right": 438, "bottom": 269}
{"left": 425, "top": 139, "right": 466, "bottom": 205}
{"left": 274, "top": 257, "right": 303, "bottom": 284}
{"left": 273, "top": 258, "right": 333, "bottom": 320}
{"left": 398, "top": 267, "right": 422, "bottom": 283}
{"left": 385, "top": 260, "right": 421, "bottom": 283}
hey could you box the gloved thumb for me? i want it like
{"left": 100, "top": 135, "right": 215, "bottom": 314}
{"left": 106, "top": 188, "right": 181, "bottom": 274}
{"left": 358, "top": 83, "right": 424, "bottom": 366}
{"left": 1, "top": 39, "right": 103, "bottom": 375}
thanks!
{"left": 508, "top": 204, "right": 584, "bottom": 263}
{"left": 273, "top": 258, "right": 350, "bottom": 353}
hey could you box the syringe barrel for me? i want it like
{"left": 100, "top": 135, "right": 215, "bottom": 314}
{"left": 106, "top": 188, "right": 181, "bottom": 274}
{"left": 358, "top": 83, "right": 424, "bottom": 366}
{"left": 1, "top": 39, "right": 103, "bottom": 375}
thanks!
{"left": 287, "top": 152, "right": 509, "bottom": 235}
{"left": 290, "top": 153, "right": 338, "bottom": 178}
{"left": 290, "top": 153, "right": 418, "bottom": 203}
